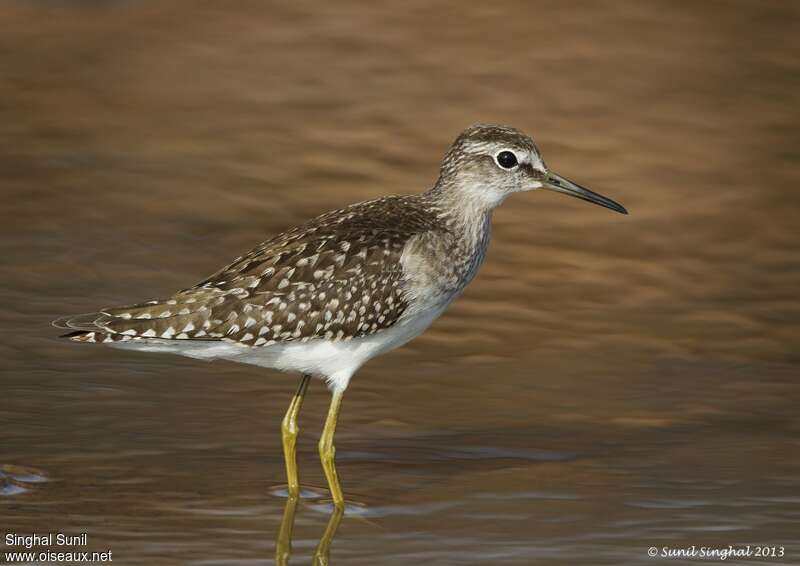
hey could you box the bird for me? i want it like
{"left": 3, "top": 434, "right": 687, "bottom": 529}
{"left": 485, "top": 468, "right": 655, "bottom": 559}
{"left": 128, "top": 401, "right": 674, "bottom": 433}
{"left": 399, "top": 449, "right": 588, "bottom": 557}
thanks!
{"left": 54, "top": 123, "right": 627, "bottom": 509}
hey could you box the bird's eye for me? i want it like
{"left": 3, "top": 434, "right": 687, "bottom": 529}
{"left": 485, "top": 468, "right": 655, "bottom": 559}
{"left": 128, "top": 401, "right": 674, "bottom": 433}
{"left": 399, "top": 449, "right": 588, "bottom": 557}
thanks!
{"left": 496, "top": 151, "right": 518, "bottom": 169}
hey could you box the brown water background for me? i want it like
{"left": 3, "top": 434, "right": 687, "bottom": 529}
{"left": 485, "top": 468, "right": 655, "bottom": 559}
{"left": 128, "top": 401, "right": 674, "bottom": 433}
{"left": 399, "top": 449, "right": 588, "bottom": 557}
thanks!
{"left": 1, "top": 2, "right": 799, "bottom": 565}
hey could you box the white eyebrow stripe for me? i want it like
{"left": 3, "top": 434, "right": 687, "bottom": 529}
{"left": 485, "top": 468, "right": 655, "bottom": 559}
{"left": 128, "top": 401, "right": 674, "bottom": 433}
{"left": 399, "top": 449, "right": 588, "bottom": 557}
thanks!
{"left": 462, "top": 140, "right": 502, "bottom": 154}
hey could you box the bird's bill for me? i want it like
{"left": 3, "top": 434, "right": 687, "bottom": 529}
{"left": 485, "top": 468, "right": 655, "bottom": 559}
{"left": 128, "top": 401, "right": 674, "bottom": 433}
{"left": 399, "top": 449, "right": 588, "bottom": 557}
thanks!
{"left": 541, "top": 172, "right": 628, "bottom": 215}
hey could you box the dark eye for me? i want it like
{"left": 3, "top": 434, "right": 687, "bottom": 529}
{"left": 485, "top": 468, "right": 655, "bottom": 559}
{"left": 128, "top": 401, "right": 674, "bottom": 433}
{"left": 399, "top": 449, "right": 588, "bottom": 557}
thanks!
{"left": 496, "top": 151, "right": 518, "bottom": 169}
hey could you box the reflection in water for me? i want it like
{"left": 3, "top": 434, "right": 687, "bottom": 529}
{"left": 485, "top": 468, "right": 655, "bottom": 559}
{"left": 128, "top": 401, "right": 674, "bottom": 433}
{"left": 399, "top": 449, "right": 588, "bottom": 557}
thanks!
{"left": 275, "top": 494, "right": 343, "bottom": 566}
{"left": 0, "top": 464, "right": 48, "bottom": 496}
{"left": 274, "top": 494, "right": 298, "bottom": 566}
{"left": 312, "top": 505, "right": 344, "bottom": 566}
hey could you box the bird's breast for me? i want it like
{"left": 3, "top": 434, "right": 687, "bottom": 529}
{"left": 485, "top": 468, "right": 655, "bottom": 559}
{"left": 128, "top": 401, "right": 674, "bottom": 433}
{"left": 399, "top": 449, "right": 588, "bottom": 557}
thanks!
{"left": 399, "top": 217, "right": 491, "bottom": 315}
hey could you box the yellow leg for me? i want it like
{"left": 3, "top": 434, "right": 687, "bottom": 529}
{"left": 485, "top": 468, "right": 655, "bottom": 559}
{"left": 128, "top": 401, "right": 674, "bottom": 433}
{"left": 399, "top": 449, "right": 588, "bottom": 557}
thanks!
{"left": 318, "top": 390, "right": 345, "bottom": 508}
{"left": 281, "top": 373, "right": 311, "bottom": 496}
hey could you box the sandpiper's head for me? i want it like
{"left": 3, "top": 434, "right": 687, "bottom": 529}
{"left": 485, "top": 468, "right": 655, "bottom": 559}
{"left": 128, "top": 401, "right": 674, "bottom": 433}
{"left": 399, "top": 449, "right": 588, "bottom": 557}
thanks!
{"left": 436, "top": 124, "right": 627, "bottom": 214}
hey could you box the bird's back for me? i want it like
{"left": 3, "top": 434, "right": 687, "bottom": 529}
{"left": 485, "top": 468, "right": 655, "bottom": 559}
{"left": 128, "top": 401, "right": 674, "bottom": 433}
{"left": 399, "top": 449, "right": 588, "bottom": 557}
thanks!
{"left": 56, "top": 195, "right": 450, "bottom": 348}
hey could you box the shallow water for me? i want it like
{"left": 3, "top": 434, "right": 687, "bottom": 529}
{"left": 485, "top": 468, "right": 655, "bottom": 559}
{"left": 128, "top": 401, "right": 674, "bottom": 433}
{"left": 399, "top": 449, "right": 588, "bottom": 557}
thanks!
{"left": 1, "top": 1, "right": 799, "bottom": 564}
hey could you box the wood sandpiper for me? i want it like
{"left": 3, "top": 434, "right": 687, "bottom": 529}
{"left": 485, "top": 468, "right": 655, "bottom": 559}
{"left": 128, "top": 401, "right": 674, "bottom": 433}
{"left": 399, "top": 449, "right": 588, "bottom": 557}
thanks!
{"left": 55, "top": 124, "right": 627, "bottom": 508}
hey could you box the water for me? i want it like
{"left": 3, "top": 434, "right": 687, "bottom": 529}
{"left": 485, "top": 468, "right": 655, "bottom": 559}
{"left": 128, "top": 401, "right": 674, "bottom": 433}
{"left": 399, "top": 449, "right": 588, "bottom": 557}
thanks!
{"left": 2, "top": 1, "right": 799, "bottom": 564}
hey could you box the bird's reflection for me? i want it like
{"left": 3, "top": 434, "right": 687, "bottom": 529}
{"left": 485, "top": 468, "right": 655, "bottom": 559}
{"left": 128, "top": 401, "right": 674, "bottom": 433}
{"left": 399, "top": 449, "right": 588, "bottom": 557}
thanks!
{"left": 275, "top": 494, "right": 343, "bottom": 566}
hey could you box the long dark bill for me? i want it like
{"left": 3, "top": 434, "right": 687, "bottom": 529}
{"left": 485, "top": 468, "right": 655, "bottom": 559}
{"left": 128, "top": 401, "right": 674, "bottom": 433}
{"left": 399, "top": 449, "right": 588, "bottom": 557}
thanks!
{"left": 542, "top": 172, "right": 628, "bottom": 215}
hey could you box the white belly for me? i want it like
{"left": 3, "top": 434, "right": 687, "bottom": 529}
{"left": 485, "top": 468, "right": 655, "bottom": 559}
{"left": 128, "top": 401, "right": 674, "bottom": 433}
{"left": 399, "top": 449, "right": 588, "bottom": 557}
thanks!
{"left": 242, "top": 303, "right": 446, "bottom": 391}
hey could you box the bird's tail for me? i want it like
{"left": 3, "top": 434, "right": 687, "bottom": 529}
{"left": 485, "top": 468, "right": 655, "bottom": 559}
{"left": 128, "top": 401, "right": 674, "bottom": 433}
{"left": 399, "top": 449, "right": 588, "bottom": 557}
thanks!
{"left": 53, "top": 288, "right": 227, "bottom": 344}
{"left": 52, "top": 312, "right": 125, "bottom": 343}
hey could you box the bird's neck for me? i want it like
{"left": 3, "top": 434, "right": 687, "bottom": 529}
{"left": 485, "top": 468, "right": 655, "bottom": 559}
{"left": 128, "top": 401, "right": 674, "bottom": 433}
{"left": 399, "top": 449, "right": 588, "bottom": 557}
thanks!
{"left": 424, "top": 181, "right": 494, "bottom": 259}
{"left": 426, "top": 178, "right": 497, "bottom": 234}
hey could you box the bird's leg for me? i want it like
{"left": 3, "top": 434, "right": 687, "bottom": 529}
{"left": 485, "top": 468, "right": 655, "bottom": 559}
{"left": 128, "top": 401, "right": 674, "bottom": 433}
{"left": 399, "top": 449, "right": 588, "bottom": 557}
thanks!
{"left": 318, "top": 390, "right": 345, "bottom": 508}
{"left": 281, "top": 373, "right": 311, "bottom": 496}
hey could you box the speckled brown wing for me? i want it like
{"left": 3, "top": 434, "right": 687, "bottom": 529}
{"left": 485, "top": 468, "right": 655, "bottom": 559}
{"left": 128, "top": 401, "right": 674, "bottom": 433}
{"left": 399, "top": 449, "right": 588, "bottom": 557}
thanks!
{"left": 58, "top": 195, "right": 446, "bottom": 346}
